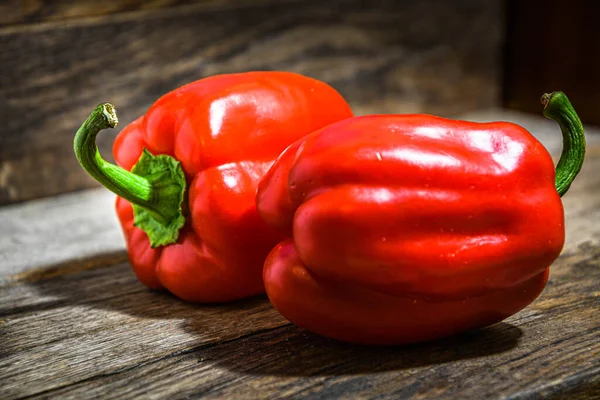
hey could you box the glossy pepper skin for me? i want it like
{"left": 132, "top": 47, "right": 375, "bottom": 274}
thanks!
{"left": 74, "top": 72, "right": 353, "bottom": 302}
{"left": 256, "top": 92, "right": 585, "bottom": 345}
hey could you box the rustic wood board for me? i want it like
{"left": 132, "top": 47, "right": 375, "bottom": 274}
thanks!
{"left": 0, "top": 110, "right": 599, "bottom": 399}
{"left": 0, "top": 189, "right": 124, "bottom": 279}
{"left": 0, "top": 0, "right": 295, "bottom": 26}
{"left": 0, "top": 0, "right": 503, "bottom": 204}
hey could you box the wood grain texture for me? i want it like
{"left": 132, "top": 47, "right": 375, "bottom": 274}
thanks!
{"left": 0, "top": 0, "right": 294, "bottom": 26}
{"left": 0, "top": 188, "right": 124, "bottom": 279}
{"left": 0, "top": 0, "right": 503, "bottom": 204}
{"left": 0, "top": 237, "right": 598, "bottom": 399}
{"left": 0, "top": 261, "right": 289, "bottom": 399}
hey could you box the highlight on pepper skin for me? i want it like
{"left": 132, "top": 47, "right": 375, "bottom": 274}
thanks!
{"left": 256, "top": 91, "right": 585, "bottom": 345}
{"left": 74, "top": 72, "right": 354, "bottom": 303}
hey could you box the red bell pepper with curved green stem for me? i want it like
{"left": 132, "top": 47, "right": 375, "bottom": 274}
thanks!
{"left": 256, "top": 91, "right": 585, "bottom": 345}
{"left": 74, "top": 72, "right": 353, "bottom": 303}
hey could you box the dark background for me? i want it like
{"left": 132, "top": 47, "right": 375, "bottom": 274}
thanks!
{"left": 504, "top": 0, "right": 600, "bottom": 121}
{"left": 0, "top": 0, "right": 597, "bottom": 206}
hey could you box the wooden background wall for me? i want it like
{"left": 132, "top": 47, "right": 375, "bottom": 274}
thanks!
{"left": 0, "top": 0, "right": 504, "bottom": 205}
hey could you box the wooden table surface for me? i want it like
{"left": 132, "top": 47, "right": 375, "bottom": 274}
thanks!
{"left": 1, "top": 110, "right": 599, "bottom": 399}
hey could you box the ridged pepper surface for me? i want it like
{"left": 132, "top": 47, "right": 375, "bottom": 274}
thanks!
{"left": 74, "top": 72, "right": 353, "bottom": 302}
{"left": 256, "top": 91, "right": 585, "bottom": 344}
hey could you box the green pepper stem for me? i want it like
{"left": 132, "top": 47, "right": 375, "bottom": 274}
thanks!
{"left": 541, "top": 91, "right": 586, "bottom": 197}
{"left": 74, "top": 103, "right": 177, "bottom": 224}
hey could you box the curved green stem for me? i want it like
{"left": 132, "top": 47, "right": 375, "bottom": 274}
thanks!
{"left": 541, "top": 91, "right": 586, "bottom": 197}
{"left": 74, "top": 103, "right": 186, "bottom": 247}
{"left": 74, "top": 104, "right": 153, "bottom": 211}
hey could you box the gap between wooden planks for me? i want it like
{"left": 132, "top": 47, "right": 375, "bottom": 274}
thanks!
{"left": 0, "top": 109, "right": 599, "bottom": 399}
{"left": 0, "top": 0, "right": 302, "bottom": 28}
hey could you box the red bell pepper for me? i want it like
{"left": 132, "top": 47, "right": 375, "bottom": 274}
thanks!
{"left": 256, "top": 91, "right": 586, "bottom": 345}
{"left": 74, "top": 72, "right": 353, "bottom": 302}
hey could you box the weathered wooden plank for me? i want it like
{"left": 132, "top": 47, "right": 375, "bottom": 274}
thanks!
{"left": 0, "top": 0, "right": 504, "bottom": 204}
{"left": 2, "top": 109, "right": 598, "bottom": 278}
{"left": 0, "top": 261, "right": 289, "bottom": 399}
{"left": 1, "top": 240, "right": 597, "bottom": 399}
{"left": 0, "top": 188, "right": 125, "bottom": 280}
{"left": 0, "top": 258, "right": 139, "bottom": 318}
{"left": 0, "top": 0, "right": 294, "bottom": 26}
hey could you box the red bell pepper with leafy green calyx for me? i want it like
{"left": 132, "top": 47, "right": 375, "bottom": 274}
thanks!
{"left": 256, "top": 91, "right": 585, "bottom": 345}
{"left": 74, "top": 72, "right": 353, "bottom": 303}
